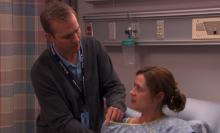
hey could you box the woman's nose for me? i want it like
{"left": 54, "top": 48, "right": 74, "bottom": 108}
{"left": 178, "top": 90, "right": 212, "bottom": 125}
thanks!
{"left": 130, "top": 87, "right": 135, "bottom": 95}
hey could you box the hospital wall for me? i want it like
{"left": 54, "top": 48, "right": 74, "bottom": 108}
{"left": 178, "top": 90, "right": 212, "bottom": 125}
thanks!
{"left": 77, "top": 0, "right": 220, "bottom": 107}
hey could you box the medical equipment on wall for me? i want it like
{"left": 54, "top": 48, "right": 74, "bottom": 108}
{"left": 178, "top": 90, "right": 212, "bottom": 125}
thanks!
{"left": 121, "top": 12, "right": 135, "bottom": 65}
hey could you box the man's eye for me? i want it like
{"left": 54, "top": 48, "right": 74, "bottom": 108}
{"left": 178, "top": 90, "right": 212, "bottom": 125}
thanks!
{"left": 64, "top": 35, "right": 71, "bottom": 38}
{"left": 75, "top": 27, "right": 80, "bottom": 33}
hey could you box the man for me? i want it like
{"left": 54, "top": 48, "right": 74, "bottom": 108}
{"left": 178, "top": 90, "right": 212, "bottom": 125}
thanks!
{"left": 30, "top": 2, "right": 126, "bottom": 133}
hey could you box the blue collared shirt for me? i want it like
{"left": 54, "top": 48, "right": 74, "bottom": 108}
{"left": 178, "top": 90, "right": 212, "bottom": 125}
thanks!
{"left": 52, "top": 42, "right": 83, "bottom": 81}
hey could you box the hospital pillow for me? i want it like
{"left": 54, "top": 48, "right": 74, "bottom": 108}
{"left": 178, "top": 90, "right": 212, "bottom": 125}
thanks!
{"left": 187, "top": 120, "right": 212, "bottom": 133}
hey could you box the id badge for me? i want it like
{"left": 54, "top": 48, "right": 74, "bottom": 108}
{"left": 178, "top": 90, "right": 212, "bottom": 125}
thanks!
{"left": 81, "top": 112, "right": 90, "bottom": 129}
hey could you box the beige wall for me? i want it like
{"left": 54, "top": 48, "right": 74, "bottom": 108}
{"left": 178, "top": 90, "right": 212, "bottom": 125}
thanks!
{"left": 77, "top": 0, "right": 220, "bottom": 107}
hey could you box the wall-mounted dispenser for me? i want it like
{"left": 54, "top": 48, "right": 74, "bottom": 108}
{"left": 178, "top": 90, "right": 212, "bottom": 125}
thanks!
{"left": 121, "top": 12, "right": 135, "bottom": 65}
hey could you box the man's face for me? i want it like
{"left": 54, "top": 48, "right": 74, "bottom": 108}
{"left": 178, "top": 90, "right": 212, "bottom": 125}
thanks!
{"left": 45, "top": 13, "right": 81, "bottom": 56}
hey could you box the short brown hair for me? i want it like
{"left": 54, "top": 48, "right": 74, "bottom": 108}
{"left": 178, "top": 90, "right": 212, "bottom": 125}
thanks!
{"left": 40, "top": 2, "right": 77, "bottom": 37}
{"left": 137, "top": 66, "right": 186, "bottom": 112}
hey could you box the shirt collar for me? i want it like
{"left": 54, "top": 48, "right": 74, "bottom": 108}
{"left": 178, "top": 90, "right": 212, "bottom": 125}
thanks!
{"left": 52, "top": 42, "right": 82, "bottom": 67}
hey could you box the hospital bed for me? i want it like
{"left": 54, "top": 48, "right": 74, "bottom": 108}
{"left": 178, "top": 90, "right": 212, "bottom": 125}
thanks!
{"left": 124, "top": 98, "right": 220, "bottom": 133}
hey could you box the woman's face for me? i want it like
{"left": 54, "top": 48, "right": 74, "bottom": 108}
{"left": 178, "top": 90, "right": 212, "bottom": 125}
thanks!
{"left": 130, "top": 74, "right": 156, "bottom": 113}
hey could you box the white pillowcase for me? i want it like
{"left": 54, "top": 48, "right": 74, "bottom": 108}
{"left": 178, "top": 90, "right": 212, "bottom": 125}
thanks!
{"left": 187, "top": 120, "right": 212, "bottom": 133}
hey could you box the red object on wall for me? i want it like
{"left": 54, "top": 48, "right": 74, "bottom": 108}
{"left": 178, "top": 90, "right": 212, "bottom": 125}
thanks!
{"left": 86, "top": 23, "right": 93, "bottom": 36}
{"left": 87, "top": 32, "right": 92, "bottom": 36}
{"left": 87, "top": 26, "right": 91, "bottom": 31}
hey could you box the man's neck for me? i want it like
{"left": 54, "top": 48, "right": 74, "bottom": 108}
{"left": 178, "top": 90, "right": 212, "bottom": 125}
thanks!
{"left": 61, "top": 52, "right": 78, "bottom": 65}
{"left": 54, "top": 44, "right": 79, "bottom": 65}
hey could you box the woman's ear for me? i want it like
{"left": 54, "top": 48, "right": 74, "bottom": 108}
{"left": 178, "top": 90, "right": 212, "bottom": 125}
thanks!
{"left": 156, "top": 92, "right": 164, "bottom": 102}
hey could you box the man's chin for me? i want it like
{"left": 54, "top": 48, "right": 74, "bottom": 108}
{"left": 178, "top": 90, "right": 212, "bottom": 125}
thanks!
{"left": 69, "top": 49, "right": 80, "bottom": 53}
{"left": 70, "top": 45, "right": 79, "bottom": 50}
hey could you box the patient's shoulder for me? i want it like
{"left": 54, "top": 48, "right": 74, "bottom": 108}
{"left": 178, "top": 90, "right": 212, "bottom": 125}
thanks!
{"left": 121, "top": 117, "right": 132, "bottom": 123}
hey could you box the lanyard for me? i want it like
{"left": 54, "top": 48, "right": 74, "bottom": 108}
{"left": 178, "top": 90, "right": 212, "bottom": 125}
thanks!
{"left": 51, "top": 44, "right": 86, "bottom": 103}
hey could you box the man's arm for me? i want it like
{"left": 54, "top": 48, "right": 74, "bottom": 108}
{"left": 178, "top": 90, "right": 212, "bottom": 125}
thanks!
{"left": 30, "top": 66, "right": 94, "bottom": 133}
{"left": 95, "top": 39, "right": 127, "bottom": 125}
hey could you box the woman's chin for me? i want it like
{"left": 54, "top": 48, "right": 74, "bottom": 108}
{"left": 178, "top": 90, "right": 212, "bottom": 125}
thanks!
{"left": 131, "top": 105, "right": 138, "bottom": 111}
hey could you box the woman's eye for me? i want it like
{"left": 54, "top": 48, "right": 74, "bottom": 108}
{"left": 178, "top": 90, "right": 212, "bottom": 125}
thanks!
{"left": 137, "top": 86, "right": 142, "bottom": 91}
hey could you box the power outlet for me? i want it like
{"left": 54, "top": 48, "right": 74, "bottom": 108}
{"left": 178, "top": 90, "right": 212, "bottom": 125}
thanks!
{"left": 157, "top": 20, "right": 164, "bottom": 40}
{"left": 131, "top": 23, "right": 140, "bottom": 38}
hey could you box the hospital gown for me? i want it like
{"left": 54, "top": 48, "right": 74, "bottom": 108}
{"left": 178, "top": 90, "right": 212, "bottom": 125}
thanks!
{"left": 101, "top": 116, "right": 195, "bottom": 133}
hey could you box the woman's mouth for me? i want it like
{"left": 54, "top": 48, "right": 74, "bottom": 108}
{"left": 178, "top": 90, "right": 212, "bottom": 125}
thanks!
{"left": 131, "top": 99, "right": 136, "bottom": 103}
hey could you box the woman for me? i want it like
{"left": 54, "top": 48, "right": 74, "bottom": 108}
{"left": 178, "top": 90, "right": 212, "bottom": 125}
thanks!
{"left": 101, "top": 66, "right": 194, "bottom": 133}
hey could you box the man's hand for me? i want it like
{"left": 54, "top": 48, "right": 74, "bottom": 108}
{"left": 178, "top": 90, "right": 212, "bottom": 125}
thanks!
{"left": 105, "top": 107, "right": 124, "bottom": 126}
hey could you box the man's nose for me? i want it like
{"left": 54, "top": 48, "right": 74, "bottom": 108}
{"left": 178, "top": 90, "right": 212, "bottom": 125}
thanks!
{"left": 72, "top": 33, "right": 79, "bottom": 43}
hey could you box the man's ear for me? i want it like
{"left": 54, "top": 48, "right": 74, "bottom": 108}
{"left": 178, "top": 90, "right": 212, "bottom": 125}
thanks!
{"left": 156, "top": 92, "right": 164, "bottom": 102}
{"left": 45, "top": 33, "right": 54, "bottom": 42}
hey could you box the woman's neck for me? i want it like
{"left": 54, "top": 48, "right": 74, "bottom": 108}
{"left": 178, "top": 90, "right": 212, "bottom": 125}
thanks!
{"left": 133, "top": 110, "right": 165, "bottom": 124}
{"left": 141, "top": 111, "right": 165, "bottom": 123}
